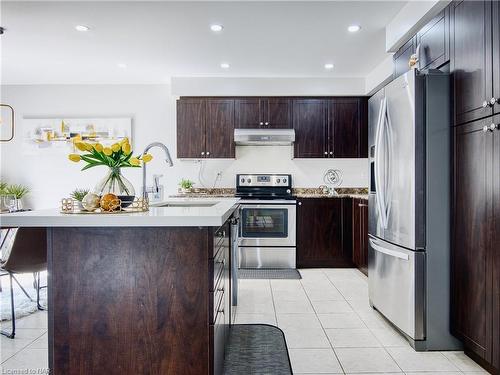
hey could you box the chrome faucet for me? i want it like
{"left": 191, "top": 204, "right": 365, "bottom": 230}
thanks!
{"left": 142, "top": 142, "right": 174, "bottom": 199}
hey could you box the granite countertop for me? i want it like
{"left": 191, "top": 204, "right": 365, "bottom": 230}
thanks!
{"left": 293, "top": 188, "right": 368, "bottom": 200}
{"left": 0, "top": 197, "right": 240, "bottom": 227}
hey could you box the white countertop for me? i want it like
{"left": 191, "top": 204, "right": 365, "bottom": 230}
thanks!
{"left": 0, "top": 198, "right": 240, "bottom": 227}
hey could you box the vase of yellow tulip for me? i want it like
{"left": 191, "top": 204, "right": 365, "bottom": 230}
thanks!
{"left": 68, "top": 138, "right": 153, "bottom": 207}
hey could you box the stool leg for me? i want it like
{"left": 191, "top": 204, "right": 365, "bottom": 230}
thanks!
{"left": 1, "top": 274, "right": 16, "bottom": 339}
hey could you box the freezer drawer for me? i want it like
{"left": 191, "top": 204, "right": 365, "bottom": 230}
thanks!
{"left": 239, "top": 247, "right": 296, "bottom": 269}
{"left": 368, "top": 236, "right": 425, "bottom": 340}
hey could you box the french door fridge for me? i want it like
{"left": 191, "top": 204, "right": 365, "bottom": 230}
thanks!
{"left": 368, "top": 69, "right": 461, "bottom": 350}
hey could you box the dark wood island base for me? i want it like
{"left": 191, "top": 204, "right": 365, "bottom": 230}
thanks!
{"left": 47, "top": 224, "right": 231, "bottom": 375}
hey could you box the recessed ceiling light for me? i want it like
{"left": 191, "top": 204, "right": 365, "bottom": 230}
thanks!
{"left": 210, "top": 24, "right": 224, "bottom": 32}
{"left": 348, "top": 25, "right": 361, "bottom": 33}
{"left": 220, "top": 63, "right": 230, "bottom": 69}
{"left": 117, "top": 63, "right": 127, "bottom": 69}
{"left": 75, "top": 25, "right": 90, "bottom": 32}
{"left": 324, "top": 63, "right": 334, "bottom": 70}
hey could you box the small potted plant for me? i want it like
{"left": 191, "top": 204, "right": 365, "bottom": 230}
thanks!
{"left": 5, "top": 184, "right": 30, "bottom": 211}
{"left": 178, "top": 179, "right": 195, "bottom": 194}
{"left": 70, "top": 188, "right": 90, "bottom": 210}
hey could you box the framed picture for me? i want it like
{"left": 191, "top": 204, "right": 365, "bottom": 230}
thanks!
{"left": 0, "top": 104, "right": 15, "bottom": 142}
{"left": 22, "top": 117, "right": 132, "bottom": 155}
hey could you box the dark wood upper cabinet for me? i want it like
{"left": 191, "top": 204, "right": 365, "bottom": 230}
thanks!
{"left": 296, "top": 198, "right": 353, "bottom": 268}
{"left": 235, "top": 98, "right": 291, "bottom": 128}
{"left": 417, "top": 8, "right": 450, "bottom": 71}
{"left": 177, "top": 99, "right": 206, "bottom": 159}
{"left": 330, "top": 98, "right": 367, "bottom": 158}
{"left": 235, "top": 98, "right": 261, "bottom": 128}
{"left": 293, "top": 99, "right": 328, "bottom": 158}
{"left": 264, "top": 98, "right": 292, "bottom": 128}
{"left": 394, "top": 36, "right": 416, "bottom": 79}
{"left": 493, "top": 0, "right": 500, "bottom": 116}
{"left": 452, "top": 116, "right": 498, "bottom": 368}
{"left": 205, "top": 99, "right": 235, "bottom": 158}
{"left": 453, "top": 0, "right": 493, "bottom": 125}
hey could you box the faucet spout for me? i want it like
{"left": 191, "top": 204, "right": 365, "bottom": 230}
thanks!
{"left": 142, "top": 142, "right": 174, "bottom": 199}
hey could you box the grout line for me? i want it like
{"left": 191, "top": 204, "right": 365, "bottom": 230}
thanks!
{"left": 268, "top": 279, "right": 278, "bottom": 327}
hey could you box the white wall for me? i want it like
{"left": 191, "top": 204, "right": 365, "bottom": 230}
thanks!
{"left": 0, "top": 84, "right": 368, "bottom": 210}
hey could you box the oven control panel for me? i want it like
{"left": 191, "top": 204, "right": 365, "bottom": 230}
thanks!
{"left": 236, "top": 174, "right": 291, "bottom": 187}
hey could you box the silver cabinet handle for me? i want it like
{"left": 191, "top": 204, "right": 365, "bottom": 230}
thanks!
{"left": 201, "top": 151, "right": 205, "bottom": 156}
{"left": 259, "top": 122, "right": 264, "bottom": 126}
{"left": 329, "top": 151, "right": 333, "bottom": 155}
{"left": 490, "top": 123, "right": 497, "bottom": 131}
{"left": 490, "top": 97, "right": 497, "bottom": 106}
{"left": 265, "top": 122, "right": 269, "bottom": 126}
{"left": 483, "top": 125, "right": 490, "bottom": 132}
{"left": 206, "top": 151, "right": 210, "bottom": 156}
{"left": 358, "top": 203, "right": 368, "bottom": 207}
{"left": 483, "top": 100, "right": 494, "bottom": 108}
{"left": 298, "top": 202, "right": 302, "bottom": 206}
{"left": 324, "top": 151, "right": 328, "bottom": 155}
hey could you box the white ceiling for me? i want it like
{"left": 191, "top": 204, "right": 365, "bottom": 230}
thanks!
{"left": 0, "top": 1, "right": 406, "bottom": 84}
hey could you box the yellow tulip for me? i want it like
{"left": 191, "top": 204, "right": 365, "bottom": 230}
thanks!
{"left": 75, "top": 142, "right": 87, "bottom": 152}
{"left": 142, "top": 153, "right": 153, "bottom": 163}
{"left": 68, "top": 154, "right": 81, "bottom": 162}
{"left": 129, "top": 157, "right": 140, "bottom": 166}
{"left": 121, "top": 142, "right": 131, "bottom": 154}
{"left": 120, "top": 137, "right": 129, "bottom": 145}
{"left": 111, "top": 143, "right": 121, "bottom": 153}
{"left": 84, "top": 143, "right": 94, "bottom": 151}
{"left": 103, "top": 147, "right": 113, "bottom": 156}
{"left": 93, "top": 143, "right": 103, "bottom": 153}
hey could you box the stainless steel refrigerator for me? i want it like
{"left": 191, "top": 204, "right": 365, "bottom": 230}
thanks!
{"left": 368, "top": 69, "right": 461, "bottom": 350}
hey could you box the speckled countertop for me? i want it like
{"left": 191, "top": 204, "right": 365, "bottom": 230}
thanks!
{"left": 170, "top": 187, "right": 368, "bottom": 200}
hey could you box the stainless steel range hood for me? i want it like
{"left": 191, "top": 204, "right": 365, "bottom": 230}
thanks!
{"left": 234, "top": 128, "right": 295, "bottom": 146}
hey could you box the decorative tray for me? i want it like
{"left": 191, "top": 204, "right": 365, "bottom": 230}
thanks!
{"left": 60, "top": 197, "right": 149, "bottom": 214}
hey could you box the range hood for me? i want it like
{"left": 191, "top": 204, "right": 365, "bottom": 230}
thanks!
{"left": 234, "top": 128, "right": 295, "bottom": 146}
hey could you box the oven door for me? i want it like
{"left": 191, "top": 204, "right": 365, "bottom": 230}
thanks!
{"left": 238, "top": 204, "right": 296, "bottom": 247}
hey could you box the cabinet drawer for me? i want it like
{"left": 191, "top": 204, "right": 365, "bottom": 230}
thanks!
{"left": 210, "top": 246, "right": 225, "bottom": 291}
{"left": 210, "top": 273, "right": 225, "bottom": 323}
{"left": 210, "top": 305, "right": 226, "bottom": 375}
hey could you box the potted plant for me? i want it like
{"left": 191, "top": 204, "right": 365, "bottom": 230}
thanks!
{"left": 5, "top": 184, "right": 30, "bottom": 210}
{"left": 68, "top": 138, "right": 152, "bottom": 207}
{"left": 70, "top": 188, "right": 90, "bottom": 210}
{"left": 178, "top": 179, "right": 195, "bottom": 194}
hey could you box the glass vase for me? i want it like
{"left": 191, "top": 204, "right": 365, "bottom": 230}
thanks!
{"left": 94, "top": 167, "right": 135, "bottom": 206}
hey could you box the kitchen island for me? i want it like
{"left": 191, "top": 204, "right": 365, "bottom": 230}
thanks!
{"left": 0, "top": 197, "right": 240, "bottom": 375}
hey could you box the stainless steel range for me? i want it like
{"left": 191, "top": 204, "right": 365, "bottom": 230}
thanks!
{"left": 236, "top": 174, "right": 296, "bottom": 269}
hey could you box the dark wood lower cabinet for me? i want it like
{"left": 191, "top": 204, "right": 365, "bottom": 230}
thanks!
{"left": 296, "top": 198, "right": 353, "bottom": 268}
{"left": 48, "top": 221, "right": 233, "bottom": 375}
{"left": 352, "top": 198, "right": 368, "bottom": 276}
{"left": 452, "top": 116, "right": 500, "bottom": 374}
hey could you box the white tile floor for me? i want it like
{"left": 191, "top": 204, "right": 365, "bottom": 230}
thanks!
{"left": 0, "top": 268, "right": 489, "bottom": 374}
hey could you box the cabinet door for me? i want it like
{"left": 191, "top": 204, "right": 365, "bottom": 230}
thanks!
{"left": 264, "top": 98, "right": 292, "bottom": 128}
{"left": 452, "top": 117, "right": 493, "bottom": 361}
{"left": 205, "top": 99, "right": 235, "bottom": 158}
{"left": 493, "top": 0, "right": 500, "bottom": 116}
{"left": 177, "top": 99, "right": 206, "bottom": 158}
{"left": 492, "top": 115, "right": 500, "bottom": 370}
{"left": 331, "top": 98, "right": 364, "bottom": 158}
{"left": 417, "top": 8, "right": 450, "bottom": 70}
{"left": 293, "top": 99, "right": 328, "bottom": 158}
{"left": 352, "top": 198, "right": 361, "bottom": 267}
{"left": 360, "top": 200, "right": 369, "bottom": 275}
{"left": 235, "top": 98, "right": 262, "bottom": 128}
{"left": 453, "top": 0, "right": 493, "bottom": 125}
{"left": 296, "top": 198, "right": 352, "bottom": 267}
{"left": 394, "top": 37, "right": 416, "bottom": 79}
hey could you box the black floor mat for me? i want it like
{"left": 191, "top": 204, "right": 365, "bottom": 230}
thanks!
{"left": 224, "top": 324, "right": 292, "bottom": 375}
{"left": 238, "top": 269, "right": 302, "bottom": 279}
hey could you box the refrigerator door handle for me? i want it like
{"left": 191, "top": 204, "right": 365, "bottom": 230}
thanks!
{"left": 374, "top": 97, "right": 388, "bottom": 229}
{"left": 384, "top": 100, "right": 394, "bottom": 224}
{"left": 369, "top": 238, "right": 409, "bottom": 261}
